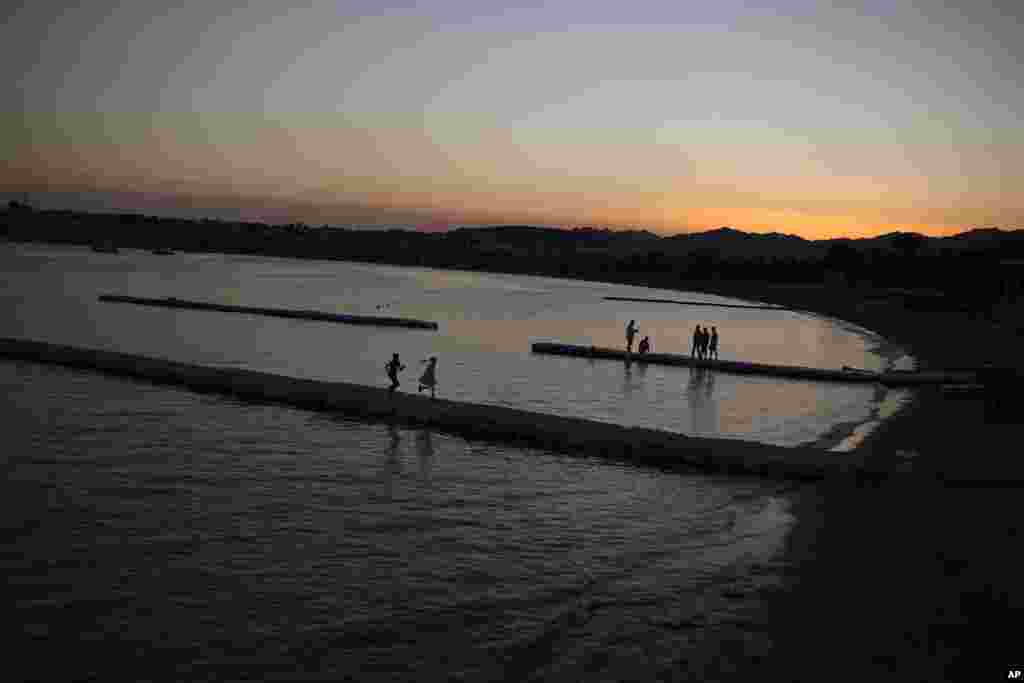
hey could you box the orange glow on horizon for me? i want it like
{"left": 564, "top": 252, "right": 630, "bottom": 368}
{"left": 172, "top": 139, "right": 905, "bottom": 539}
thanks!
{"left": 673, "top": 207, "right": 973, "bottom": 239}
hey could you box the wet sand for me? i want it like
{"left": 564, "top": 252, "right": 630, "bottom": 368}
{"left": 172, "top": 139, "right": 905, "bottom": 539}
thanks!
{"left": 676, "top": 281, "right": 1023, "bottom": 679}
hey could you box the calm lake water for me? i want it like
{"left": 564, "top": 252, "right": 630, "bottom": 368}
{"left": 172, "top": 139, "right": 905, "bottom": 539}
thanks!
{"left": 0, "top": 243, "right": 910, "bottom": 447}
{"left": 1, "top": 242, "right": 909, "bottom": 679}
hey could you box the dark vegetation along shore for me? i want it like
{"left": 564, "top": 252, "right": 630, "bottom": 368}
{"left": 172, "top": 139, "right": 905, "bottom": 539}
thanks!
{"left": 5, "top": 203, "right": 1023, "bottom": 676}
{"left": 4, "top": 200, "right": 1024, "bottom": 326}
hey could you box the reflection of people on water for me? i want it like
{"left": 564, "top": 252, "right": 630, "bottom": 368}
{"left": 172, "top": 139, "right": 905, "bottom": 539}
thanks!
{"left": 686, "top": 366, "right": 717, "bottom": 435}
{"left": 418, "top": 356, "right": 438, "bottom": 398}
{"left": 687, "top": 365, "right": 705, "bottom": 391}
{"left": 415, "top": 429, "right": 434, "bottom": 477}
{"left": 687, "top": 364, "right": 717, "bottom": 396}
{"left": 387, "top": 423, "right": 402, "bottom": 469}
{"left": 388, "top": 423, "right": 401, "bottom": 451}
{"left": 623, "top": 359, "right": 644, "bottom": 398}
{"left": 635, "top": 359, "right": 648, "bottom": 379}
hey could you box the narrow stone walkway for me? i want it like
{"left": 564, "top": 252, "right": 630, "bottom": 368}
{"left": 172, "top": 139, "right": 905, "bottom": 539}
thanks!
{"left": 530, "top": 342, "right": 977, "bottom": 387}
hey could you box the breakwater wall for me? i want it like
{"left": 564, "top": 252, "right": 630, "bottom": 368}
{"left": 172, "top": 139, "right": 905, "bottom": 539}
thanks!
{"left": 531, "top": 342, "right": 976, "bottom": 387}
{"left": 99, "top": 294, "right": 439, "bottom": 330}
{"left": 0, "top": 337, "right": 900, "bottom": 482}
{"left": 604, "top": 296, "right": 794, "bottom": 311}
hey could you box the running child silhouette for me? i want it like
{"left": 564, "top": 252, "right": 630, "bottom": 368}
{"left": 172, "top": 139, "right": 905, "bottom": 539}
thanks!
{"left": 385, "top": 353, "right": 405, "bottom": 394}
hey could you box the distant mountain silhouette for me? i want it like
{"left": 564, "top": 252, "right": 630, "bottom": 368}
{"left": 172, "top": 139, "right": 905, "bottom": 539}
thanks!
{"left": 433, "top": 223, "right": 1022, "bottom": 263}
{"left": 666, "top": 225, "right": 1023, "bottom": 259}
{"left": 664, "top": 227, "right": 822, "bottom": 261}
{"left": 3, "top": 204, "right": 1021, "bottom": 274}
{"left": 936, "top": 227, "right": 1012, "bottom": 247}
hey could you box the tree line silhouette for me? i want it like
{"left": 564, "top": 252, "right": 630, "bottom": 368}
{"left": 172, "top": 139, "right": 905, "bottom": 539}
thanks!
{"left": 4, "top": 202, "right": 1022, "bottom": 319}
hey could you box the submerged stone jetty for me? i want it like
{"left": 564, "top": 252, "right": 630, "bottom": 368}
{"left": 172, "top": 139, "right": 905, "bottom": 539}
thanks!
{"left": 98, "top": 294, "right": 440, "bottom": 330}
{"left": 531, "top": 342, "right": 976, "bottom": 387}
{"left": 0, "top": 337, "right": 903, "bottom": 482}
{"left": 603, "top": 295, "right": 793, "bottom": 311}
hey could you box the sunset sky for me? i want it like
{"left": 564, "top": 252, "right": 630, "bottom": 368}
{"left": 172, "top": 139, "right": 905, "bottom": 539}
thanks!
{"left": 3, "top": 0, "right": 1021, "bottom": 238}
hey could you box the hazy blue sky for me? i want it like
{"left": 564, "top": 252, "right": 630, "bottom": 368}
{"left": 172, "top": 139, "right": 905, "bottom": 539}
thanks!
{"left": 3, "top": 0, "right": 1021, "bottom": 236}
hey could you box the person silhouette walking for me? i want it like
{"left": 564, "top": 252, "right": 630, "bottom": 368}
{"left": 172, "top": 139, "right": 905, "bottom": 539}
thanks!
{"left": 625, "top": 320, "right": 639, "bottom": 354}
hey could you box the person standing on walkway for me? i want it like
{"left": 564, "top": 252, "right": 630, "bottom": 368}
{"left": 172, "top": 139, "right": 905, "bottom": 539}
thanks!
{"left": 418, "top": 356, "right": 438, "bottom": 398}
{"left": 385, "top": 353, "right": 405, "bottom": 394}
{"left": 625, "top": 320, "right": 639, "bottom": 354}
{"left": 638, "top": 336, "right": 651, "bottom": 354}
{"left": 691, "top": 324, "right": 702, "bottom": 358}
{"left": 709, "top": 326, "right": 719, "bottom": 360}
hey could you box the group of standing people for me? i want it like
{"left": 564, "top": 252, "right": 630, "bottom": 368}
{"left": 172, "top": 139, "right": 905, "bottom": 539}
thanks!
{"left": 691, "top": 325, "right": 718, "bottom": 360}
{"left": 385, "top": 353, "right": 438, "bottom": 398}
{"left": 625, "top": 319, "right": 719, "bottom": 360}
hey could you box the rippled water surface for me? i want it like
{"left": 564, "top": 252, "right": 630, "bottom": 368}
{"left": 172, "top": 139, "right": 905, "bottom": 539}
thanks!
{"left": 3, "top": 361, "right": 797, "bottom": 680}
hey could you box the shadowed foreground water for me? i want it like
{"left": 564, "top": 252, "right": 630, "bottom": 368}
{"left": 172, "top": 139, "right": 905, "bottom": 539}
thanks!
{"left": 3, "top": 361, "right": 804, "bottom": 680}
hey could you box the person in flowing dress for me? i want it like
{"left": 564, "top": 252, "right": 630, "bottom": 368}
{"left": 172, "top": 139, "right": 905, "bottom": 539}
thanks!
{"left": 418, "top": 356, "right": 438, "bottom": 398}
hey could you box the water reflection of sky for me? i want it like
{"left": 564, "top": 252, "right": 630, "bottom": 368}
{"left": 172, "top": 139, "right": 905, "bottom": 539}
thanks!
{"left": 0, "top": 244, "right": 909, "bottom": 448}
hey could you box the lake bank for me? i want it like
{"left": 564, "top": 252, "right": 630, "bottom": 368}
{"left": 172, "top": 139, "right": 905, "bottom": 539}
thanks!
{"left": 674, "top": 280, "right": 1023, "bottom": 678}
{"left": 674, "top": 279, "right": 1023, "bottom": 472}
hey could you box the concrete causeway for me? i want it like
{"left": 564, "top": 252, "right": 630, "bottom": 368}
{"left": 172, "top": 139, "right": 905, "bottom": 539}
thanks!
{"left": 603, "top": 295, "right": 794, "bottom": 311}
{"left": 98, "top": 294, "right": 440, "bottom": 330}
{"left": 1, "top": 336, "right": 909, "bottom": 482}
{"left": 530, "top": 342, "right": 977, "bottom": 387}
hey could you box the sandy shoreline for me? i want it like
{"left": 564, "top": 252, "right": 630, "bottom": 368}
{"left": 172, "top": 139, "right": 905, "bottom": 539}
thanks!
{"left": 792, "top": 309, "right": 917, "bottom": 452}
{"left": 676, "top": 280, "right": 1023, "bottom": 679}
{"left": 676, "top": 280, "right": 1020, "bottom": 460}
